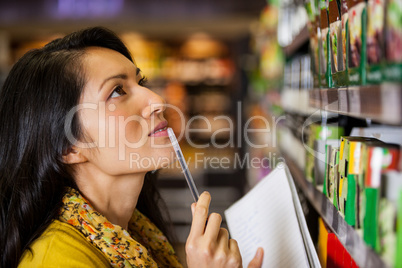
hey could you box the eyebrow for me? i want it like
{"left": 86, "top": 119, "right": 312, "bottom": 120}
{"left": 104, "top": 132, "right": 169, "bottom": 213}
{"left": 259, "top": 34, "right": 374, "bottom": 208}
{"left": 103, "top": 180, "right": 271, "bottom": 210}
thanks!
{"left": 98, "top": 68, "right": 142, "bottom": 93}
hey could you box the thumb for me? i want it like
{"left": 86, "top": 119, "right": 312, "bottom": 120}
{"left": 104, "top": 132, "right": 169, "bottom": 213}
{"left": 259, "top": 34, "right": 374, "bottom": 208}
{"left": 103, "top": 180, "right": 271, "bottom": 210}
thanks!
{"left": 248, "top": 247, "right": 264, "bottom": 268}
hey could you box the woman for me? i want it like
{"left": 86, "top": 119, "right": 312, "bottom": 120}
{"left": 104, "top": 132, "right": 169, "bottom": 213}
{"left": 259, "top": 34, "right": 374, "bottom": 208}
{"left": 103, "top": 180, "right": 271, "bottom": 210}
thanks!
{"left": 0, "top": 27, "right": 263, "bottom": 267}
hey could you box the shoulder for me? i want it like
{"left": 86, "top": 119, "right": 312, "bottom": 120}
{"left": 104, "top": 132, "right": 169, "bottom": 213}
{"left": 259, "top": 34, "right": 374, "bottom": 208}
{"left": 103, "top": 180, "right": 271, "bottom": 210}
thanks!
{"left": 19, "top": 220, "right": 110, "bottom": 268}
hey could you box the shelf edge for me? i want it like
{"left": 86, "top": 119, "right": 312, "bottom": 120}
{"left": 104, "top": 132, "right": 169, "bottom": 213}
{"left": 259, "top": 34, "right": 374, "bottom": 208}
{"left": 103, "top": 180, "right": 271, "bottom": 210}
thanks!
{"left": 308, "top": 84, "right": 402, "bottom": 125}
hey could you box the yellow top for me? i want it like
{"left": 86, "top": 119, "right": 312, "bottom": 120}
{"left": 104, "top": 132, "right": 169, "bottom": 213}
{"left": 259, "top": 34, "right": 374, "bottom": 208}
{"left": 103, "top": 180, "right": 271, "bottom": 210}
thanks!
{"left": 19, "top": 187, "right": 182, "bottom": 267}
{"left": 19, "top": 219, "right": 110, "bottom": 267}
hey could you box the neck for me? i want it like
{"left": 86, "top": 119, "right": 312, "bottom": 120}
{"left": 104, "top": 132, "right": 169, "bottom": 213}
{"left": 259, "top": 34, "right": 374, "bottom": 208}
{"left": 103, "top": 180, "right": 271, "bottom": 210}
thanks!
{"left": 73, "top": 163, "right": 146, "bottom": 230}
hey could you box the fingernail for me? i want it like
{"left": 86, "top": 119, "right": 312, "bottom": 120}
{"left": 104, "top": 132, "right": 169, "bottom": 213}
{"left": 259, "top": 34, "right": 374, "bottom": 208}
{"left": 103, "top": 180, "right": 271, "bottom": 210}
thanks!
{"left": 256, "top": 247, "right": 263, "bottom": 258}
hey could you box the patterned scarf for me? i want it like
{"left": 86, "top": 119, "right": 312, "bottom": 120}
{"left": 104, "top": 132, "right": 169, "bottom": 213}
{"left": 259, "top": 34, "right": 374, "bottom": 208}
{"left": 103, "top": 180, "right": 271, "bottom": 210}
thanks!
{"left": 59, "top": 187, "right": 183, "bottom": 268}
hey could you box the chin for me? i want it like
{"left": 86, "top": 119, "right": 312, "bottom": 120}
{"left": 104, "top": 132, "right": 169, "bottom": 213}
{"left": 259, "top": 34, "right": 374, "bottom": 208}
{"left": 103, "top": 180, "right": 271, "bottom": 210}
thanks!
{"left": 128, "top": 149, "right": 174, "bottom": 172}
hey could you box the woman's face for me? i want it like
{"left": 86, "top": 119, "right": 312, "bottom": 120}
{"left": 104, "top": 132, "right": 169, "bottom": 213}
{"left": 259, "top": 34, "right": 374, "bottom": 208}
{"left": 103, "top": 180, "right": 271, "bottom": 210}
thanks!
{"left": 76, "top": 47, "right": 173, "bottom": 175}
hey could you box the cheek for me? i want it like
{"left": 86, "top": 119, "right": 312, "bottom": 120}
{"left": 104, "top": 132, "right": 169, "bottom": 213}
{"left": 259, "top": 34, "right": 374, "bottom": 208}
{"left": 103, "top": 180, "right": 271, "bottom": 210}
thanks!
{"left": 78, "top": 109, "right": 101, "bottom": 144}
{"left": 113, "top": 116, "right": 148, "bottom": 145}
{"left": 100, "top": 110, "right": 149, "bottom": 150}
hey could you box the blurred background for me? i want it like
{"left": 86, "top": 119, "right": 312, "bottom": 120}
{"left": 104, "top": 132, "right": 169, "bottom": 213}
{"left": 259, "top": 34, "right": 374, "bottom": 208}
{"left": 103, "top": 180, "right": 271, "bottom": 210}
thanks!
{"left": 1, "top": 0, "right": 402, "bottom": 267}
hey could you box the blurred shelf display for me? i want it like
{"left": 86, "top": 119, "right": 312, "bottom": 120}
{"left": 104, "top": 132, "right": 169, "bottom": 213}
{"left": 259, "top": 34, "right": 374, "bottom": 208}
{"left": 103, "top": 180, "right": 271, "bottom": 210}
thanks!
{"left": 309, "top": 84, "right": 402, "bottom": 125}
{"left": 248, "top": 1, "right": 284, "bottom": 93}
{"left": 245, "top": 0, "right": 286, "bottom": 190}
{"left": 277, "top": 0, "right": 309, "bottom": 49}
{"left": 283, "top": 25, "right": 309, "bottom": 57}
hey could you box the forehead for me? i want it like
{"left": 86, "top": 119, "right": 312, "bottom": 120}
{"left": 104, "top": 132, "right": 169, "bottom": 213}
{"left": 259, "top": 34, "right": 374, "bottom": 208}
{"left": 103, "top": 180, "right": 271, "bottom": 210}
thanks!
{"left": 83, "top": 47, "right": 136, "bottom": 77}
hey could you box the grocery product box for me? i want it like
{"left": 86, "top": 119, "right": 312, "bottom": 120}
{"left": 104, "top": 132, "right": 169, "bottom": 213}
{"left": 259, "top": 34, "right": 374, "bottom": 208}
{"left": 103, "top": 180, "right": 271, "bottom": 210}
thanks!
{"left": 324, "top": 144, "right": 340, "bottom": 208}
{"left": 378, "top": 172, "right": 402, "bottom": 267}
{"left": 347, "top": 0, "right": 367, "bottom": 85}
{"left": 361, "top": 144, "right": 400, "bottom": 251}
{"left": 315, "top": 139, "right": 341, "bottom": 186}
{"left": 329, "top": 0, "right": 349, "bottom": 87}
{"left": 306, "top": 124, "right": 344, "bottom": 185}
{"left": 321, "top": 219, "right": 358, "bottom": 267}
{"left": 383, "top": 0, "right": 402, "bottom": 82}
{"left": 305, "top": 0, "right": 321, "bottom": 88}
{"left": 317, "top": 217, "right": 329, "bottom": 268}
{"left": 366, "top": 0, "right": 385, "bottom": 84}
{"left": 338, "top": 136, "right": 381, "bottom": 221}
{"left": 319, "top": 0, "right": 333, "bottom": 88}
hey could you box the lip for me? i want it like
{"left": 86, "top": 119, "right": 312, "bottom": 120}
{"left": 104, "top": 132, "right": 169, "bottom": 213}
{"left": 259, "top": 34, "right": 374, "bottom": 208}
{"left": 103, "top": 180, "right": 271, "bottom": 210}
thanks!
{"left": 148, "top": 121, "right": 168, "bottom": 137}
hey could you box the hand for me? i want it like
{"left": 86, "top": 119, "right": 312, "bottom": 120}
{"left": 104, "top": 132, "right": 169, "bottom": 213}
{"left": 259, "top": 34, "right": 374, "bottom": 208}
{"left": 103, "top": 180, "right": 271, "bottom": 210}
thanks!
{"left": 186, "top": 192, "right": 241, "bottom": 267}
{"left": 185, "top": 192, "right": 265, "bottom": 268}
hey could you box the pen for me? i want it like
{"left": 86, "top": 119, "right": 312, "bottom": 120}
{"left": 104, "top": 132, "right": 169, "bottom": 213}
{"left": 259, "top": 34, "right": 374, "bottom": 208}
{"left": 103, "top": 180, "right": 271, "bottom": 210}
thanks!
{"left": 167, "top": 128, "right": 200, "bottom": 202}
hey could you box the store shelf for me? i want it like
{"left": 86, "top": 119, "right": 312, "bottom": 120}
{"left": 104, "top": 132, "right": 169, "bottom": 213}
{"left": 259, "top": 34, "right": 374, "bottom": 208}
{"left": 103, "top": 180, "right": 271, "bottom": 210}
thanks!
{"left": 309, "top": 83, "right": 402, "bottom": 125}
{"left": 285, "top": 156, "right": 387, "bottom": 268}
{"left": 280, "top": 88, "right": 339, "bottom": 120}
{"left": 283, "top": 25, "right": 309, "bottom": 57}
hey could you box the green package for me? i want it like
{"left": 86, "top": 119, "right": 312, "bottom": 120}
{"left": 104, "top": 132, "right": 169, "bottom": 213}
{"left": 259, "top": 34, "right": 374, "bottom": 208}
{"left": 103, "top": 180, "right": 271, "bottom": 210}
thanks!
{"left": 347, "top": 0, "right": 367, "bottom": 85}
{"left": 324, "top": 144, "right": 330, "bottom": 196}
{"left": 384, "top": 0, "right": 402, "bottom": 82}
{"left": 378, "top": 172, "right": 402, "bottom": 267}
{"left": 324, "top": 143, "right": 341, "bottom": 198}
{"left": 364, "top": 187, "right": 380, "bottom": 250}
{"left": 396, "top": 190, "right": 402, "bottom": 267}
{"left": 361, "top": 144, "right": 400, "bottom": 253}
{"left": 319, "top": 0, "right": 333, "bottom": 88}
{"left": 306, "top": 124, "right": 344, "bottom": 185}
{"left": 329, "top": 0, "right": 350, "bottom": 86}
{"left": 366, "top": 0, "right": 385, "bottom": 84}
{"left": 329, "top": 0, "right": 342, "bottom": 73}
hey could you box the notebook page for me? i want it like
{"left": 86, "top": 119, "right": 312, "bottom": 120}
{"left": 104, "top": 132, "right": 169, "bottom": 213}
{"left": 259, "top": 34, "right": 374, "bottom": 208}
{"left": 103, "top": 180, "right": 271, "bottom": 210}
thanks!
{"left": 224, "top": 165, "right": 309, "bottom": 268}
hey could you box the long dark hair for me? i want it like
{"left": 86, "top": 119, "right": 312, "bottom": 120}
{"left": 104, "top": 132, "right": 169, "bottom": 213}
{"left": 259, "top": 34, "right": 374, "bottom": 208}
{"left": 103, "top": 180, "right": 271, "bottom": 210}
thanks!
{"left": 0, "top": 27, "right": 172, "bottom": 268}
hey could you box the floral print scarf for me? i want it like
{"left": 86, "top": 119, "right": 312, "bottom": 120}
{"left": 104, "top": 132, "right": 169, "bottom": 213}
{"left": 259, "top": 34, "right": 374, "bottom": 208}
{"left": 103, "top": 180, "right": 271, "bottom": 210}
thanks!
{"left": 59, "top": 187, "right": 183, "bottom": 268}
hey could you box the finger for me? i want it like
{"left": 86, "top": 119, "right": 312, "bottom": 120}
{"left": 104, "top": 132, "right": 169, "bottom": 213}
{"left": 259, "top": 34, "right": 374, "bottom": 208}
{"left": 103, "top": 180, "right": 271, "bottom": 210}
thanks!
{"left": 228, "top": 239, "right": 242, "bottom": 267}
{"left": 229, "top": 239, "right": 240, "bottom": 252}
{"left": 248, "top": 247, "right": 264, "bottom": 268}
{"left": 188, "top": 191, "right": 211, "bottom": 238}
{"left": 216, "top": 228, "right": 229, "bottom": 249}
{"left": 204, "top": 213, "right": 223, "bottom": 241}
{"left": 191, "top": 203, "right": 196, "bottom": 217}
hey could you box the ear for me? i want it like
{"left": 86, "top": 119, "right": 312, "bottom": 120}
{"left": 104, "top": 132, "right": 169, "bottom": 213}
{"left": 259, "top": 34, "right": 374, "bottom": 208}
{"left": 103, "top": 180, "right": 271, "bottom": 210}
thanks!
{"left": 62, "top": 147, "right": 88, "bottom": 164}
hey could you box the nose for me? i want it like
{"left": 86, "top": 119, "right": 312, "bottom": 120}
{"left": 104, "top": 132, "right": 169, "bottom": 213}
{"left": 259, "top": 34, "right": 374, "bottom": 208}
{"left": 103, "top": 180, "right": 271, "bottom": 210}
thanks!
{"left": 141, "top": 88, "right": 166, "bottom": 119}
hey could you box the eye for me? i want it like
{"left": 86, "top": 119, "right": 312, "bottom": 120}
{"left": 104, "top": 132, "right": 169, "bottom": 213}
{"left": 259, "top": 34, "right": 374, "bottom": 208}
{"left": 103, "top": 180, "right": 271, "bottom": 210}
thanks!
{"left": 108, "top": 85, "right": 126, "bottom": 99}
{"left": 138, "top": 76, "right": 148, "bottom": 87}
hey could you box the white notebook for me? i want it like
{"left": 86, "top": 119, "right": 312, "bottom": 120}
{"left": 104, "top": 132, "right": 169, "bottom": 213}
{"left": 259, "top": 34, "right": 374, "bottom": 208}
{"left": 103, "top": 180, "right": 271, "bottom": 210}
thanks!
{"left": 224, "top": 164, "right": 320, "bottom": 268}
